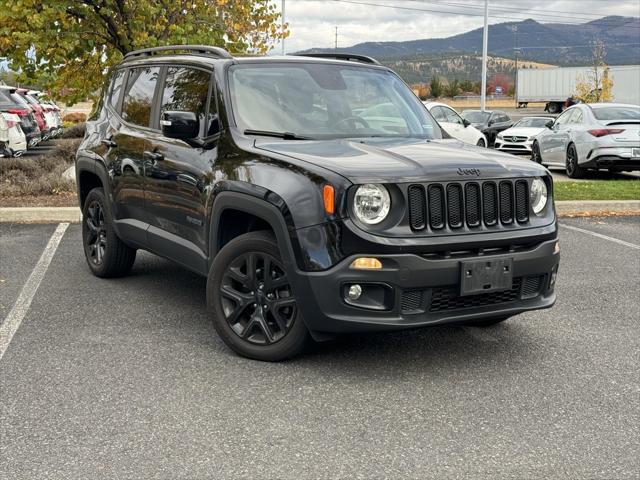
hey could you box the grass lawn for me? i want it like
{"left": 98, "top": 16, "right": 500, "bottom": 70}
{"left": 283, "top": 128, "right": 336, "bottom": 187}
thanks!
{"left": 554, "top": 180, "right": 640, "bottom": 201}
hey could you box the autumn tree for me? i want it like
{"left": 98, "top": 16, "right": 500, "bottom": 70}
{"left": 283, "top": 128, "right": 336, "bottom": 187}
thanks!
{"left": 0, "top": 0, "right": 288, "bottom": 104}
{"left": 573, "top": 39, "right": 614, "bottom": 103}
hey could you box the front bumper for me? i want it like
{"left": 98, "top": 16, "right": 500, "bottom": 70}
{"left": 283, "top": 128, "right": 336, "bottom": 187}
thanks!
{"left": 495, "top": 139, "right": 533, "bottom": 154}
{"left": 295, "top": 237, "right": 559, "bottom": 334}
{"left": 581, "top": 146, "right": 640, "bottom": 170}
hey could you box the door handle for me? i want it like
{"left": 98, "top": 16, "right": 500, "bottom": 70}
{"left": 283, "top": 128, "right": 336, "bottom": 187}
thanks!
{"left": 101, "top": 139, "right": 117, "bottom": 148}
{"left": 143, "top": 151, "right": 164, "bottom": 162}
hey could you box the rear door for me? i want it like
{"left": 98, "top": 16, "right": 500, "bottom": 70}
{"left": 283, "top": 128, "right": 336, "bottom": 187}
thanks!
{"left": 541, "top": 108, "right": 575, "bottom": 163}
{"left": 442, "top": 106, "right": 475, "bottom": 144}
{"left": 104, "top": 66, "right": 160, "bottom": 243}
{"left": 143, "top": 65, "right": 218, "bottom": 272}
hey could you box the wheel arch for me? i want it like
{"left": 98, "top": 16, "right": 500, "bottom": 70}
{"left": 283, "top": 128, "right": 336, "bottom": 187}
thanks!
{"left": 209, "top": 192, "right": 299, "bottom": 272}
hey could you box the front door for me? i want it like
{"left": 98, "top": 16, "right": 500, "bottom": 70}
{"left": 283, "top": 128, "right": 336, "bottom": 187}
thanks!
{"left": 105, "top": 65, "right": 161, "bottom": 243}
{"left": 144, "top": 65, "right": 219, "bottom": 272}
{"left": 541, "top": 109, "right": 575, "bottom": 163}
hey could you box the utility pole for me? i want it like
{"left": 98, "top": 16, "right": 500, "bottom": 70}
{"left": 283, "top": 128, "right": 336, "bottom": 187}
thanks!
{"left": 334, "top": 26, "right": 338, "bottom": 52}
{"left": 480, "top": 0, "right": 489, "bottom": 111}
{"left": 510, "top": 25, "right": 519, "bottom": 108}
{"left": 281, "top": 0, "right": 286, "bottom": 55}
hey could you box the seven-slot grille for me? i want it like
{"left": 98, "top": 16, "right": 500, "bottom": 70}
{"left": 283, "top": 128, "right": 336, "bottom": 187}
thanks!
{"left": 408, "top": 180, "right": 529, "bottom": 231}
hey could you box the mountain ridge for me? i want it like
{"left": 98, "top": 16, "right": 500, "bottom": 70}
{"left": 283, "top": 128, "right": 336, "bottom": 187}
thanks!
{"left": 298, "top": 16, "right": 640, "bottom": 66}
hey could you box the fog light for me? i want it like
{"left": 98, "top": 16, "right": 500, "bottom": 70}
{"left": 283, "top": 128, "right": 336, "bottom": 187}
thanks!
{"left": 350, "top": 257, "right": 382, "bottom": 270}
{"left": 347, "top": 284, "right": 362, "bottom": 300}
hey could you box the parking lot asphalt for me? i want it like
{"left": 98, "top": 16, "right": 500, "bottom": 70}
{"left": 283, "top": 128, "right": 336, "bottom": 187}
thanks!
{"left": 1, "top": 218, "right": 639, "bottom": 479}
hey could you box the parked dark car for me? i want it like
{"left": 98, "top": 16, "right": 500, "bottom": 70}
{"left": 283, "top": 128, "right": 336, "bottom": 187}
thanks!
{"left": 0, "top": 87, "right": 41, "bottom": 147}
{"left": 76, "top": 46, "right": 559, "bottom": 361}
{"left": 462, "top": 110, "right": 514, "bottom": 146}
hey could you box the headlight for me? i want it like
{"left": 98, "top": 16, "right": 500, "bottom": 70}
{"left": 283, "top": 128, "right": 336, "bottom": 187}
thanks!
{"left": 497, "top": 133, "right": 503, "bottom": 139}
{"left": 530, "top": 177, "right": 548, "bottom": 215}
{"left": 528, "top": 135, "right": 536, "bottom": 141}
{"left": 353, "top": 184, "right": 391, "bottom": 225}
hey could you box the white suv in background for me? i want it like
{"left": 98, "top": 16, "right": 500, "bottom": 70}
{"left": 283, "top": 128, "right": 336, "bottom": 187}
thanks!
{"left": 424, "top": 101, "right": 488, "bottom": 147}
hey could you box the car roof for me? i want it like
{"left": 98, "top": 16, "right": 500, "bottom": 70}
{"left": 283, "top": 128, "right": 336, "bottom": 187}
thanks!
{"left": 588, "top": 103, "right": 640, "bottom": 109}
{"left": 118, "top": 46, "right": 389, "bottom": 71}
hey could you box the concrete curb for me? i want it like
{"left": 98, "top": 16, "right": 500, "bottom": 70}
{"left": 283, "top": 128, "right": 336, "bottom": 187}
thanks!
{"left": 2, "top": 200, "right": 639, "bottom": 224}
{"left": 555, "top": 200, "right": 640, "bottom": 217}
{"left": 0, "top": 207, "right": 82, "bottom": 224}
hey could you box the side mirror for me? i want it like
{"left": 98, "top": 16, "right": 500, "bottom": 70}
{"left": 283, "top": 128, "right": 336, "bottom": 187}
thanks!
{"left": 545, "top": 120, "right": 554, "bottom": 129}
{"left": 463, "top": 118, "right": 471, "bottom": 128}
{"left": 488, "top": 119, "right": 495, "bottom": 126}
{"left": 161, "top": 111, "right": 199, "bottom": 139}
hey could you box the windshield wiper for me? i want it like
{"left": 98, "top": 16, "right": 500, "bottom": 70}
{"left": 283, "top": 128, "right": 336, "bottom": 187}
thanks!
{"left": 244, "top": 129, "right": 311, "bottom": 140}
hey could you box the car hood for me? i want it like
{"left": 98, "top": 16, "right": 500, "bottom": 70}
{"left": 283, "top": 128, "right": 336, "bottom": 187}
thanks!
{"left": 500, "top": 127, "right": 545, "bottom": 137}
{"left": 255, "top": 137, "right": 548, "bottom": 183}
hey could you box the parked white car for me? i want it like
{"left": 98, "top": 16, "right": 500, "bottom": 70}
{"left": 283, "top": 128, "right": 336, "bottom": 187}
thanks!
{"left": 532, "top": 103, "right": 640, "bottom": 178}
{"left": 495, "top": 117, "right": 552, "bottom": 155}
{"left": 0, "top": 113, "right": 9, "bottom": 157}
{"left": 424, "top": 101, "right": 488, "bottom": 147}
{"left": 0, "top": 112, "right": 27, "bottom": 157}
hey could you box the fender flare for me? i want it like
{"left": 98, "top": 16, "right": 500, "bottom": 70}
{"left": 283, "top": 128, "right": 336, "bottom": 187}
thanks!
{"left": 208, "top": 191, "right": 298, "bottom": 272}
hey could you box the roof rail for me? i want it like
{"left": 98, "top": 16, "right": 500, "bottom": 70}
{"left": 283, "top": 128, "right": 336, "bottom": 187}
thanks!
{"left": 296, "top": 53, "right": 381, "bottom": 65}
{"left": 124, "top": 45, "right": 232, "bottom": 60}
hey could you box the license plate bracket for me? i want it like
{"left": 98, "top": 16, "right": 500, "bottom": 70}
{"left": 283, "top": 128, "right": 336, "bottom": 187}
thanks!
{"left": 631, "top": 147, "right": 640, "bottom": 159}
{"left": 460, "top": 258, "right": 513, "bottom": 296}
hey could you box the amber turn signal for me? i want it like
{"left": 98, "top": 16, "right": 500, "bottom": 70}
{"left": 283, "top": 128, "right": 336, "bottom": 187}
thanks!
{"left": 350, "top": 257, "right": 382, "bottom": 270}
{"left": 323, "top": 184, "right": 335, "bottom": 215}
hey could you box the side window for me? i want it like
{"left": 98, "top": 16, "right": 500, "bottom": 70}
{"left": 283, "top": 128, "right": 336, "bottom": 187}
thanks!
{"left": 554, "top": 109, "right": 574, "bottom": 126}
{"left": 443, "top": 107, "right": 463, "bottom": 125}
{"left": 571, "top": 110, "right": 583, "bottom": 124}
{"left": 431, "top": 106, "right": 447, "bottom": 122}
{"left": 109, "top": 69, "right": 125, "bottom": 112}
{"left": 160, "top": 66, "right": 212, "bottom": 137}
{"left": 121, "top": 66, "right": 160, "bottom": 127}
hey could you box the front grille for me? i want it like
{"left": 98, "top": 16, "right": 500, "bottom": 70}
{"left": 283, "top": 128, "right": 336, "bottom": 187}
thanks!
{"left": 521, "top": 275, "right": 545, "bottom": 299}
{"left": 408, "top": 185, "right": 426, "bottom": 230}
{"left": 430, "top": 278, "right": 523, "bottom": 312}
{"left": 407, "top": 179, "right": 531, "bottom": 232}
{"left": 401, "top": 289, "right": 424, "bottom": 313}
{"left": 503, "top": 136, "right": 527, "bottom": 143}
{"left": 428, "top": 185, "right": 445, "bottom": 229}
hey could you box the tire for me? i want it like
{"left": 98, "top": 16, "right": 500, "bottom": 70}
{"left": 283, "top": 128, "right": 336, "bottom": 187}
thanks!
{"left": 466, "top": 316, "right": 511, "bottom": 327}
{"left": 565, "top": 144, "right": 586, "bottom": 179}
{"left": 531, "top": 141, "right": 542, "bottom": 164}
{"left": 476, "top": 138, "right": 486, "bottom": 148}
{"left": 547, "top": 102, "right": 561, "bottom": 114}
{"left": 207, "top": 231, "right": 310, "bottom": 361}
{"left": 82, "top": 187, "right": 136, "bottom": 278}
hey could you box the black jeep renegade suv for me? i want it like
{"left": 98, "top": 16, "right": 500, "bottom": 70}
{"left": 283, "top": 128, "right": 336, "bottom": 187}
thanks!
{"left": 76, "top": 45, "right": 559, "bottom": 361}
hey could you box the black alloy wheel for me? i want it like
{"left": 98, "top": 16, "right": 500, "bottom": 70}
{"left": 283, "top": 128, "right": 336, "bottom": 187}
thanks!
{"left": 220, "top": 252, "right": 296, "bottom": 345}
{"left": 207, "top": 231, "right": 309, "bottom": 361}
{"left": 531, "top": 141, "right": 542, "bottom": 164}
{"left": 84, "top": 200, "right": 107, "bottom": 265}
{"left": 565, "top": 144, "right": 585, "bottom": 178}
{"left": 476, "top": 138, "right": 486, "bottom": 148}
{"left": 81, "top": 187, "right": 136, "bottom": 278}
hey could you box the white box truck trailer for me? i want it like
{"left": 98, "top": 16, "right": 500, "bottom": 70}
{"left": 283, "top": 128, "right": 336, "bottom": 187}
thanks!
{"left": 517, "top": 65, "right": 640, "bottom": 114}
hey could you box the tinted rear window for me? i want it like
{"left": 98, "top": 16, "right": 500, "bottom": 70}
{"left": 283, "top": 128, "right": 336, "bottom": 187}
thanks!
{"left": 592, "top": 106, "right": 640, "bottom": 121}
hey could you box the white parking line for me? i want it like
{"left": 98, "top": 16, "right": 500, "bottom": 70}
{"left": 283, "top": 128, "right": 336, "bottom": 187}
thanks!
{"left": 0, "top": 223, "right": 69, "bottom": 361}
{"left": 561, "top": 224, "right": 640, "bottom": 250}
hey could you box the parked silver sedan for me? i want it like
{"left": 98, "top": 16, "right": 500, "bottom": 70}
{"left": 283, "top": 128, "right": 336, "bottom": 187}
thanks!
{"left": 531, "top": 103, "right": 640, "bottom": 178}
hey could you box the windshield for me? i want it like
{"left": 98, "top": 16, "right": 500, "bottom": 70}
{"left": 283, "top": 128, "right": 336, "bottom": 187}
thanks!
{"left": 592, "top": 106, "right": 640, "bottom": 121}
{"left": 462, "top": 111, "right": 490, "bottom": 123}
{"left": 514, "top": 117, "right": 550, "bottom": 128}
{"left": 228, "top": 63, "right": 441, "bottom": 139}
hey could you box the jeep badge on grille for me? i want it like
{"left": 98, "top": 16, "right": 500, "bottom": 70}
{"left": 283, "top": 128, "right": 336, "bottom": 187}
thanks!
{"left": 457, "top": 168, "right": 481, "bottom": 176}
